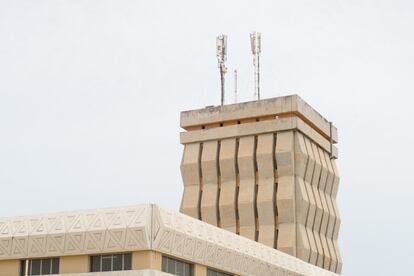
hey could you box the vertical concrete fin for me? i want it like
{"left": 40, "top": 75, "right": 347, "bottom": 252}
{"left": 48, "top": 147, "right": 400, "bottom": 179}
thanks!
{"left": 218, "top": 138, "right": 238, "bottom": 233}
{"left": 180, "top": 143, "right": 202, "bottom": 219}
{"left": 323, "top": 145, "right": 342, "bottom": 273}
{"left": 275, "top": 131, "right": 296, "bottom": 256}
{"left": 317, "top": 147, "right": 333, "bottom": 270}
{"left": 237, "top": 136, "right": 256, "bottom": 240}
{"left": 294, "top": 132, "right": 312, "bottom": 263}
{"left": 200, "top": 141, "right": 220, "bottom": 226}
{"left": 302, "top": 136, "right": 320, "bottom": 265}
{"left": 308, "top": 140, "right": 325, "bottom": 267}
{"left": 328, "top": 156, "right": 342, "bottom": 274}
{"left": 256, "top": 133, "right": 276, "bottom": 247}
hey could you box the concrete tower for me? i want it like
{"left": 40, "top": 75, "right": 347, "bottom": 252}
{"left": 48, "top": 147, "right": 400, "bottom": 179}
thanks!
{"left": 179, "top": 95, "right": 342, "bottom": 273}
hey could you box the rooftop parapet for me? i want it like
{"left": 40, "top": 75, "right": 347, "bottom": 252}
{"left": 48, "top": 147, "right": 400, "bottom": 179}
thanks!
{"left": 180, "top": 94, "right": 338, "bottom": 144}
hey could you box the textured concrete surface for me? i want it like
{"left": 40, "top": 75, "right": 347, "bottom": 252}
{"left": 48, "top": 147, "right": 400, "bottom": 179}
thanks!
{"left": 0, "top": 204, "right": 338, "bottom": 276}
{"left": 179, "top": 95, "right": 342, "bottom": 273}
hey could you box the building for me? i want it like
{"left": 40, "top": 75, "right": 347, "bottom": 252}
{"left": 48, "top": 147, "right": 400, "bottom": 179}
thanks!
{"left": 0, "top": 204, "right": 337, "bottom": 276}
{"left": 0, "top": 95, "right": 342, "bottom": 275}
{"left": 180, "top": 95, "right": 342, "bottom": 273}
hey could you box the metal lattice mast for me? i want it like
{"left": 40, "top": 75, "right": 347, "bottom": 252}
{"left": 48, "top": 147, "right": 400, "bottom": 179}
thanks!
{"left": 250, "top": 32, "right": 261, "bottom": 100}
{"left": 216, "top": 35, "right": 228, "bottom": 106}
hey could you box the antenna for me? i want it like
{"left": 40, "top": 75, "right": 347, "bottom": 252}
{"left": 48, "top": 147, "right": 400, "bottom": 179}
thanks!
{"left": 250, "top": 32, "right": 261, "bottom": 100}
{"left": 234, "top": 69, "right": 238, "bottom": 103}
{"left": 216, "top": 34, "right": 228, "bottom": 106}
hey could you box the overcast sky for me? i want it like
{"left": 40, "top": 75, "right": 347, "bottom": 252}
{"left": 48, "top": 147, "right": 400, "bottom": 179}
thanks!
{"left": 1, "top": 0, "right": 413, "bottom": 275}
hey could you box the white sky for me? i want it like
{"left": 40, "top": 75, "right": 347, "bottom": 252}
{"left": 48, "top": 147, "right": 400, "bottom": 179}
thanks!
{"left": 1, "top": 0, "right": 413, "bottom": 275}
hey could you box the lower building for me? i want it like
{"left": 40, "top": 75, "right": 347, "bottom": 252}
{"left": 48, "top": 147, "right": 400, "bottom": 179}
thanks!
{"left": 0, "top": 204, "right": 337, "bottom": 276}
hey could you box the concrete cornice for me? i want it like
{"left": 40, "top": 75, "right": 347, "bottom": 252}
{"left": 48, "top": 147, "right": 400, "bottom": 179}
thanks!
{"left": 180, "top": 116, "right": 338, "bottom": 158}
{"left": 180, "top": 95, "right": 338, "bottom": 144}
{"left": 0, "top": 204, "right": 338, "bottom": 276}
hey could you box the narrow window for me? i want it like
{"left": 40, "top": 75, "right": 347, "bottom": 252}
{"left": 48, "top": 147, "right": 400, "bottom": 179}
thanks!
{"left": 101, "top": 255, "right": 112, "bottom": 271}
{"left": 123, "top": 253, "right": 132, "bottom": 270}
{"left": 89, "top": 253, "right": 132, "bottom": 272}
{"left": 90, "top": 255, "right": 101, "bottom": 272}
{"left": 51, "top": 258, "right": 59, "bottom": 274}
{"left": 40, "top": 259, "right": 50, "bottom": 275}
{"left": 20, "top": 258, "right": 59, "bottom": 275}
{"left": 162, "top": 256, "right": 193, "bottom": 276}
{"left": 112, "top": 254, "right": 123, "bottom": 270}
{"left": 31, "top": 260, "right": 41, "bottom": 275}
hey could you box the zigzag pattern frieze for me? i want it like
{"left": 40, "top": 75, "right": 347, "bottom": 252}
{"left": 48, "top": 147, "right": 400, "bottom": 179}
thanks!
{"left": 0, "top": 205, "right": 151, "bottom": 259}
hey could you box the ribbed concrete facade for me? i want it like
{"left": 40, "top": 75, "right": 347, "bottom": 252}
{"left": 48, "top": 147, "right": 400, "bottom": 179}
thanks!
{"left": 179, "top": 95, "right": 342, "bottom": 273}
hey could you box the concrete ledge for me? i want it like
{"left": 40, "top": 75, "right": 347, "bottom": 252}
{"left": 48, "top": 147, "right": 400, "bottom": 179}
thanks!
{"left": 180, "top": 116, "right": 338, "bottom": 159}
{"left": 180, "top": 95, "right": 338, "bottom": 143}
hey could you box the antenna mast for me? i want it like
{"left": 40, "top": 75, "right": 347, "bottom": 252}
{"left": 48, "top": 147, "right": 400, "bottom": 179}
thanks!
{"left": 234, "top": 69, "right": 238, "bottom": 103}
{"left": 250, "top": 32, "right": 261, "bottom": 100}
{"left": 216, "top": 35, "right": 228, "bottom": 106}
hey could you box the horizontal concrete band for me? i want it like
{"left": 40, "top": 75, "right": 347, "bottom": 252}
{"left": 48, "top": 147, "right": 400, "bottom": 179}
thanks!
{"left": 180, "top": 95, "right": 338, "bottom": 143}
{"left": 180, "top": 116, "right": 338, "bottom": 159}
{"left": 0, "top": 204, "right": 338, "bottom": 276}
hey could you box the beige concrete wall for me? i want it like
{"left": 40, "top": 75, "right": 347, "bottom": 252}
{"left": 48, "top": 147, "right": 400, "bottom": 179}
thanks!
{"left": 327, "top": 154, "right": 342, "bottom": 273}
{"left": 133, "top": 251, "right": 162, "bottom": 270}
{"left": 194, "top": 263, "right": 207, "bottom": 276}
{"left": 293, "top": 132, "right": 342, "bottom": 273}
{"left": 294, "top": 131, "right": 312, "bottom": 264}
{"left": 0, "top": 260, "right": 19, "bottom": 276}
{"left": 60, "top": 255, "right": 89, "bottom": 273}
{"left": 296, "top": 133, "right": 321, "bottom": 266}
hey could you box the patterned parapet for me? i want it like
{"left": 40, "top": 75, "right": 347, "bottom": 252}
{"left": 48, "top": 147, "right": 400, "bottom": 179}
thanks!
{"left": 0, "top": 204, "right": 338, "bottom": 276}
{"left": 179, "top": 95, "right": 342, "bottom": 273}
{"left": 0, "top": 205, "right": 152, "bottom": 259}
